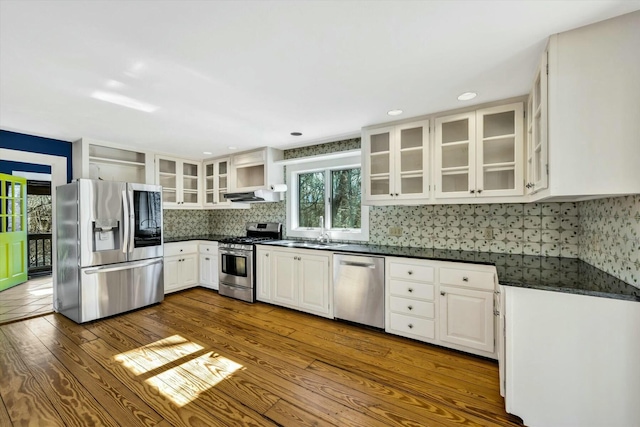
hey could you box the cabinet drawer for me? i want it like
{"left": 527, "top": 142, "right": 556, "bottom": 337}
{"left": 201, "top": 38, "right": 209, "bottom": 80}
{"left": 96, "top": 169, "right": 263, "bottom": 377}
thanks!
{"left": 164, "top": 242, "right": 199, "bottom": 257}
{"left": 389, "top": 261, "right": 434, "bottom": 282}
{"left": 389, "top": 279, "right": 434, "bottom": 300}
{"left": 389, "top": 313, "right": 435, "bottom": 339}
{"left": 199, "top": 243, "right": 218, "bottom": 254}
{"left": 440, "top": 268, "right": 494, "bottom": 291}
{"left": 389, "top": 296, "right": 434, "bottom": 319}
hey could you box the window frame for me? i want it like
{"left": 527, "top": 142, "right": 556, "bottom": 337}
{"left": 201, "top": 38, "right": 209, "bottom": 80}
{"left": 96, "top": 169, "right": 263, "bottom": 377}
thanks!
{"left": 286, "top": 154, "right": 369, "bottom": 242}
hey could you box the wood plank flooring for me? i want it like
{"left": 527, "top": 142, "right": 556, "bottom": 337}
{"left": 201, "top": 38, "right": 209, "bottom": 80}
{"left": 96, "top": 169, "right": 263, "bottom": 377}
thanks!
{"left": 0, "top": 288, "right": 524, "bottom": 426}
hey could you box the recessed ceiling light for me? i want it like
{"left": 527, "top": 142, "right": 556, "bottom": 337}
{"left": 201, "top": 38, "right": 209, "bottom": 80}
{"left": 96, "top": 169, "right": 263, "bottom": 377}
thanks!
{"left": 203, "top": 151, "right": 212, "bottom": 155}
{"left": 290, "top": 132, "right": 303, "bottom": 136}
{"left": 228, "top": 146, "right": 238, "bottom": 150}
{"left": 457, "top": 92, "right": 477, "bottom": 101}
{"left": 387, "top": 109, "right": 403, "bottom": 116}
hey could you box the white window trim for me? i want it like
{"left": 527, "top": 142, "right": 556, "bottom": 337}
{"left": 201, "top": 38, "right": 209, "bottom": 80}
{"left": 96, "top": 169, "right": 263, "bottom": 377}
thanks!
{"left": 286, "top": 154, "right": 369, "bottom": 242}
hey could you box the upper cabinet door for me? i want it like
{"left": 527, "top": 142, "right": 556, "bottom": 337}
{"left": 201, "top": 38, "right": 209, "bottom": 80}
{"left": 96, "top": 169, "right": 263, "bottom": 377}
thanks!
{"left": 394, "top": 120, "right": 430, "bottom": 200}
{"left": 363, "top": 126, "right": 395, "bottom": 202}
{"left": 526, "top": 52, "right": 548, "bottom": 194}
{"left": 156, "top": 156, "right": 201, "bottom": 208}
{"left": 435, "top": 112, "right": 475, "bottom": 198}
{"left": 362, "top": 120, "right": 430, "bottom": 205}
{"left": 476, "top": 103, "right": 524, "bottom": 197}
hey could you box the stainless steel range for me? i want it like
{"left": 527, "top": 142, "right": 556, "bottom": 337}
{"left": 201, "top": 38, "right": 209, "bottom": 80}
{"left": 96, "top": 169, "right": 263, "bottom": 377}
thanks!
{"left": 218, "top": 222, "right": 282, "bottom": 302}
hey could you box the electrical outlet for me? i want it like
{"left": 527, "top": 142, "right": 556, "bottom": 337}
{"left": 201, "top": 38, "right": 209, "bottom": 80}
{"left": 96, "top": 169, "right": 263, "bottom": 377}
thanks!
{"left": 388, "top": 226, "right": 403, "bottom": 237}
{"left": 484, "top": 227, "right": 494, "bottom": 239}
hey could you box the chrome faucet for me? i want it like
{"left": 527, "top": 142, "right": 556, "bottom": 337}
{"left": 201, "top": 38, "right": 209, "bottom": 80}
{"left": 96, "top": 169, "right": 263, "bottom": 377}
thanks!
{"left": 317, "top": 215, "right": 330, "bottom": 243}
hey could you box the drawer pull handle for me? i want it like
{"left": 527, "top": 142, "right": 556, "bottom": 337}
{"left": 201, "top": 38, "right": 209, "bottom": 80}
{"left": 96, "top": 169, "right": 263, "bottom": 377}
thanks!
{"left": 408, "top": 324, "right": 413, "bottom": 329}
{"left": 205, "top": 257, "right": 210, "bottom": 261}
{"left": 462, "top": 276, "right": 469, "bottom": 282}
{"left": 408, "top": 305, "right": 413, "bottom": 310}
{"left": 408, "top": 270, "right": 413, "bottom": 275}
{"left": 408, "top": 288, "right": 413, "bottom": 293}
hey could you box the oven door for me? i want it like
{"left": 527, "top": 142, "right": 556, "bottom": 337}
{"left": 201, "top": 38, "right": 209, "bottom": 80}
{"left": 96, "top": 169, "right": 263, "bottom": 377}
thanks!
{"left": 219, "top": 248, "right": 253, "bottom": 288}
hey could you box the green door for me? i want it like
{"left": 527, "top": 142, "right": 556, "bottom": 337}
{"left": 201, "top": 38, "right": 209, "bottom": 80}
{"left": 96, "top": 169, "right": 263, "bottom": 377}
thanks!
{"left": 0, "top": 173, "right": 28, "bottom": 291}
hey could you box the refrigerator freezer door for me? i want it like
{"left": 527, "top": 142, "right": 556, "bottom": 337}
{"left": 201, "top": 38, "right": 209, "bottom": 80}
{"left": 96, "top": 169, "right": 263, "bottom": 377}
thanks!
{"left": 75, "top": 258, "right": 164, "bottom": 323}
{"left": 78, "top": 179, "right": 128, "bottom": 267}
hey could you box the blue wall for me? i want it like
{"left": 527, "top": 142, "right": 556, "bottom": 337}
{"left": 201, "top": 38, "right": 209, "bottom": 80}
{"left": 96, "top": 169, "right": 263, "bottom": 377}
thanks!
{"left": 0, "top": 130, "right": 72, "bottom": 182}
{"left": 0, "top": 160, "right": 52, "bottom": 176}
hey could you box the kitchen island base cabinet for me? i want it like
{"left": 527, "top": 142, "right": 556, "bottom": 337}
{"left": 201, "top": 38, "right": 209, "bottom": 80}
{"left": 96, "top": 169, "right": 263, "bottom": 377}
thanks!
{"left": 502, "top": 286, "right": 640, "bottom": 427}
{"left": 257, "top": 246, "right": 332, "bottom": 319}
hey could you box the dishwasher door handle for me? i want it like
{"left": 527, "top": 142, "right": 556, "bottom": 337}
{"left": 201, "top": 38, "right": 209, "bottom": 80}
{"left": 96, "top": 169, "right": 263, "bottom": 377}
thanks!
{"left": 339, "top": 261, "right": 377, "bottom": 268}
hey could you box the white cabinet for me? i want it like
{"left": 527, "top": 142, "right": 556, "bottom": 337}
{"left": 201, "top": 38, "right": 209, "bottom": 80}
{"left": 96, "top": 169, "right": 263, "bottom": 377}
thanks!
{"left": 435, "top": 103, "right": 524, "bottom": 199}
{"left": 203, "top": 158, "right": 231, "bottom": 207}
{"left": 198, "top": 242, "right": 218, "bottom": 290}
{"left": 156, "top": 156, "right": 201, "bottom": 208}
{"left": 362, "top": 120, "right": 430, "bottom": 204}
{"left": 164, "top": 242, "right": 199, "bottom": 294}
{"left": 230, "top": 147, "right": 284, "bottom": 192}
{"left": 72, "top": 138, "right": 154, "bottom": 183}
{"left": 256, "top": 246, "right": 271, "bottom": 302}
{"left": 502, "top": 286, "right": 640, "bottom": 427}
{"left": 385, "top": 257, "right": 498, "bottom": 359}
{"left": 257, "top": 246, "right": 332, "bottom": 318}
{"left": 386, "top": 258, "right": 436, "bottom": 341}
{"left": 526, "top": 50, "right": 549, "bottom": 195}
{"left": 533, "top": 12, "right": 640, "bottom": 200}
{"left": 438, "top": 264, "right": 496, "bottom": 355}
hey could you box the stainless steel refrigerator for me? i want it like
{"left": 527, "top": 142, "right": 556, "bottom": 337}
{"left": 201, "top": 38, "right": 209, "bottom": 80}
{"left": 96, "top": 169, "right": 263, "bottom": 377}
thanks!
{"left": 56, "top": 179, "right": 164, "bottom": 323}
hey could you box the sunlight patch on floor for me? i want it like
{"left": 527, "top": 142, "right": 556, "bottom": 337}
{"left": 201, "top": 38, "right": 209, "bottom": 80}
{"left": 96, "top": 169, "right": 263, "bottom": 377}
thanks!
{"left": 145, "top": 351, "right": 244, "bottom": 407}
{"left": 114, "top": 335, "right": 203, "bottom": 375}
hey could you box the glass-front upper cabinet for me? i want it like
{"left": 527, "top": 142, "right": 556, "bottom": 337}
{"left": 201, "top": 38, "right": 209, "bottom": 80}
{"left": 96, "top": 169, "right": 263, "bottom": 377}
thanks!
{"left": 204, "top": 158, "right": 231, "bottom": 207}
{"left": 435, "top": 103, "right": 523, "bottom": 199}
{"left": 363, "top": 120, "right": 429, "bottom": 204}
{"left": 155, "top": 156, "right": 201, "bottom": 208}
{"left": 526, "top": 51, "right": 548, "bottom": 194}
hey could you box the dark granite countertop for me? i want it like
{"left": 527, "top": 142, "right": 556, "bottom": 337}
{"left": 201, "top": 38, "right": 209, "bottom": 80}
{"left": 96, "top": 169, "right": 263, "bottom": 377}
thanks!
{"left": 258, "top": 240, "right": 640, "bottom": 302}
{"left": 164, "top": 234, "right": 234, "bottom": 243}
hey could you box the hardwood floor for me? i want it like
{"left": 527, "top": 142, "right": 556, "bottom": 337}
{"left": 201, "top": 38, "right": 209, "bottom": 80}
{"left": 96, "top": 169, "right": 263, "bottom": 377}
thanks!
{"left": 0, "top": 288, "right": 524, "bottom": 426}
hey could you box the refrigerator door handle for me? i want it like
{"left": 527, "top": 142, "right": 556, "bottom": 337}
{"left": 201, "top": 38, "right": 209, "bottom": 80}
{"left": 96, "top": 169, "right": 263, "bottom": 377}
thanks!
{"left": 122, "top": 190, "right": 129, "bottom": 254}
{"left": 84, "top": 258, "right": 163, "bottom": 275}
{"left": 127, "top": 189, "right": 135, "bottom": 254}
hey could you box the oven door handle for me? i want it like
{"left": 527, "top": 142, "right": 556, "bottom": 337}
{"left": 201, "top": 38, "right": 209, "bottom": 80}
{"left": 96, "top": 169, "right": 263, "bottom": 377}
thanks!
{"left": 220, "top": 249, "right": 250, "bottom": 257}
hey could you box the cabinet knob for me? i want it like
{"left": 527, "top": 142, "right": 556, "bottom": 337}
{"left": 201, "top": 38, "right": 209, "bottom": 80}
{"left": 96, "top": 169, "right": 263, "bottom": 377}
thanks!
{"left": 440, "top": 291, "right": 446, "bottom": 296}
{"left": 408, "top": 324, "right": 413, "bottom": 329}
{"left": 395, "top": 193, "right": 399, "bottom": 196}
{"left": 408, "top": 305, "right": 413, "bottom": 311}
{"left": 470, "top": 189, "right": 475, "bottom": 194}
{"left": 462, "top": 276, "right": 469, "bottom": 282}
{"left": 408, "top": 288, "right": 413, "bottom": 293}
{"left": 408, "top": 270, "right": 413, "bottom": 275}
{"left": 205, "top": 257, "right": 210, "bottom": 261}
{"left": 390, "top": 193, "right": 393, "bottom": 197}
{"left": 477, "top": 189, "right": 483, "bottom": 194}
{"left": 266, "top": 253, "right": 269, "bottom": 257}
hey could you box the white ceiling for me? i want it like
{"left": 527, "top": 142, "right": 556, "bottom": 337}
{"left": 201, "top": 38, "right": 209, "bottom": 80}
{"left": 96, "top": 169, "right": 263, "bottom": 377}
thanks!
{"left": 1, "top": 1, "right": 639, "bottom": 159}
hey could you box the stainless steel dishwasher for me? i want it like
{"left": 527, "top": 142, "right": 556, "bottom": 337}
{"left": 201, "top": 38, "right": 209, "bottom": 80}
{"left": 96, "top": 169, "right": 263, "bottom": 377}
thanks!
{"left": 333, "top": 254, "right": 385, "bottom": 328}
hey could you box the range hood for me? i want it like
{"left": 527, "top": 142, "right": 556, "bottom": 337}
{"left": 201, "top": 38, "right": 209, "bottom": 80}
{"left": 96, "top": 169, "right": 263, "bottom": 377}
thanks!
{"left": 224, "top": 189, "right": 282, "bottom": 203}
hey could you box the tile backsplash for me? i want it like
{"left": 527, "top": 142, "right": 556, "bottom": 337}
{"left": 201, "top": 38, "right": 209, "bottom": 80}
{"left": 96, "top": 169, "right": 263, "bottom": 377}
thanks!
{"left": 368, "top": 203, "right": 579, "bottom": 257}
{"left": 578, "top": 195, "right": 639, "bottom": 287}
